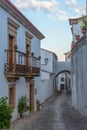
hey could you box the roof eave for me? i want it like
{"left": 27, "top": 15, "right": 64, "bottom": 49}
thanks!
{"left": 0, "top": 0, "right": 45, "bottom": 40}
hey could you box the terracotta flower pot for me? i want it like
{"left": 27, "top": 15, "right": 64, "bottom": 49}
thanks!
{"left": 82, "top": 28, "right": 86, "bottom": 34}
{"left": 75, "top": 35, "right": 80, "bottom": 40}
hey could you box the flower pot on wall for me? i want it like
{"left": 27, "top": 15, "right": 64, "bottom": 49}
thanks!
{"left": 75, "top": 35, "right": 80, "bottom": 41}
{"left": 81, "top": 28, "right": 86, "bottom": 34}
{"left": 81, "top": 17, "right": 87, "bottom": 35}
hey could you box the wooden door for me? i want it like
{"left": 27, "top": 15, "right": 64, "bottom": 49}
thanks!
{"left": 9, "top": 35, "right": 14, "bottom": 64}
{"left": 61, "top": 84, "right": 64, "bottom": 90}
{"left": 9, "top": 35, "right": 15, "bottom": 72}
{"left": 9, "top": 84, "right": 15, "bottom": 108}
{"left": 30, "top": 80, "right": 34, "bottom": 112}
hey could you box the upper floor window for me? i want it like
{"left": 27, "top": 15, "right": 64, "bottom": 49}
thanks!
{"left": 61, "top": 77, "right": 64, "bottom": 81}
{"left": 8, "top": 17, "right": 19, "bottom": 38}
{"left": 8, "top": 18, "right": 19, "bottom": 65}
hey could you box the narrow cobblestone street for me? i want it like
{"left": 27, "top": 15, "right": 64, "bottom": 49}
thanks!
{"left": 11, "top": 92, "right": 87, "bottom": 130}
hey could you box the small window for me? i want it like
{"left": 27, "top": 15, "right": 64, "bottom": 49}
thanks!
{"left": 61, "top": 77, "right": 64, "bottom": 81}
{"left": 9, "top": 84, "right": 15, "bottom": 108}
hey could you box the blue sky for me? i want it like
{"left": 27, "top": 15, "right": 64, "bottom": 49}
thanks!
{"left": 10, "top": 0, "right": 86, "bottom": 61}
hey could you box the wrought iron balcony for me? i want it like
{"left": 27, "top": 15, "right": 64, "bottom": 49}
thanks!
{"left": 4, "top": 49, "right": 40, "bottom": 81}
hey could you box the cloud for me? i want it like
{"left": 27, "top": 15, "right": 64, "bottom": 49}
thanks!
{"left": 65, "top": 0, "right": 77, "bottom": 6}
{"left": 14, "top": 0, "right": 58, "bottom": 12}
{"left": 48, "top": 14, "right": 55, "bottom": 21}
{"left": 71, "top": 0, "right": 77, "bottom": 6}
{"left": 65, "top": 0, "right": 86, "bottom": 17}
{"left": 10, "top": 0, "right": 86, "bottom": 21}
{"left": 57, "top": 10, "right": 69, "bottom": 21}
{"left": 74, "top": 8, "right": 81, "bottom": 15}
{"left": 58, "top": 10, "right": 68, "bottom": 15}
{"left": 74, "top": 7, "right": 86, "bottom": 16}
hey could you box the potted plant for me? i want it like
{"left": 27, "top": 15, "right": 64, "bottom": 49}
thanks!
{"left": 81, "top": 17, "right": 87, "bottom": 34}
{"left": 18, "top": 95, "right": 30, "bottom": 117}
{"left": 75, "top": 35, "right": 80, "bottom": 40}
{"left": 36, "top": 100, "right": 41, "bottom": 111}
{"left": 0, "top": 97, "right": 13, "bottom": 130}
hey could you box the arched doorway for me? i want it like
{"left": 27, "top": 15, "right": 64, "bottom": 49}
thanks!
{"left": 56, "top": 70, "right": 71, "bottom": 92}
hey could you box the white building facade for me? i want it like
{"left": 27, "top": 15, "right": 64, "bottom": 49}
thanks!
{"left": 0, "top": 0, "right": 44, "bottom": 120}
{"left": 39, "top": 49, "right": 58, "bottom": 103}
{"left": 56, "top": 72, "right": 71, "bottom": 91}
{"left": 71, "top": 35, "right": 87, "bottom": 115}
{"left": 69, "top": 17, "right": 84, "bottom": 43}
{"left": 69, "top": 16, "right": 87, "bottom": 115}
{"left": 56, "top": 73, "right": 65, "bottom": 91}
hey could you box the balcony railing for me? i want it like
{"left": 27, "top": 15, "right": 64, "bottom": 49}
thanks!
{"left": 4, "top": 63, "right": 28, "bottom": 75}
{"left": 4, "top": 49, "right": 40, "bottom": 78}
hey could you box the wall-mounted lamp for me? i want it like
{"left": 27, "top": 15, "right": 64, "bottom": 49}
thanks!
{"left": 41, "top": 58, "right": 49, "bottom": 65}
{"left": 14, "top": 44, "right": 18, "bottom": 50}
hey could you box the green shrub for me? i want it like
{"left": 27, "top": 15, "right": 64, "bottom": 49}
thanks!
{"left": 18, "top": 95, "right": 30, "bottom": 117}
{"left": 81, "top": 17, "right": 87, "bottom": 29}
{"left": 0, "top": 97, "right": 13, "bottom": 129}
{"left": 36, "top": 100, "right": 41, "bottom": 111}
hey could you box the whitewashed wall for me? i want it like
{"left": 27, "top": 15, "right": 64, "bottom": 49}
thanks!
{"left": 71, "top": 36, "right": 87, "bottom": 116}
{"left": 56, "top": 74, "right": 65, "bottom": 91}
{"left": 41, "top": 71, "right": 50, "bottom": 80}
{"left": 72, "top": 22, "right": 83, "bottom": 42}
{"left": 40, "top": 77, "right": 54, "bottom": 103}
{"left": 12, "top": 78, "right": 29, "bottom": 121}
{"left": 39, "top": 49, "right": 57, "bottom": 104}
{"left": 41, "top": 49, "right": 53, "bottom": 73}
{"left": 0, "top": 7, "right": 41, "bottom": 120}
{"left": 31, "top": 76, "right": 41, "bottom": 111}
{"left": 34, "top": 75, "right": 54, "bottom": 104}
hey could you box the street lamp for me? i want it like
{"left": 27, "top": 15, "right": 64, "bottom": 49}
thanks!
{"left": 41, "top": 58, "right": 49, "bottom": 65}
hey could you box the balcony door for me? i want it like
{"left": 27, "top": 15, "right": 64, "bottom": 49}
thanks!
{"left": 25, "top": 32, "right": 33, "bottom": 71}
{"left": 26, "top": 43, "right": 30, "bottom": 67}
{"left": 8, "top": 18, "right": 19, "bottom": 73}
{"left": 8, "top": 35, "right": 16, "bottom": 72}
{"left": 9, "top": 35, "right": 15, "bottom": 65}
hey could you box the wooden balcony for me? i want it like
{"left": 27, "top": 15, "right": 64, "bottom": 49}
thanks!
{"left": 4, "top": 49, "right": 40, "bottom": 82}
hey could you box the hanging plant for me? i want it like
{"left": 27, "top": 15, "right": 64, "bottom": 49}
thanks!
{"left": 75, "top": 35, "right": 80, "bottom": 41}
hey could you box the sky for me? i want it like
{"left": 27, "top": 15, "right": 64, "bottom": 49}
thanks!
{"left": 10, "top": 0, "right": 86, "bottom": 61}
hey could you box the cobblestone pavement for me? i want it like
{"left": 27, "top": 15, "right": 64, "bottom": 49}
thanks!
{"left": 11, "top": 92, "right": 87, "bottom": 130}
{"left": 62, "top": 97, "right": 87, "bottom": 130}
